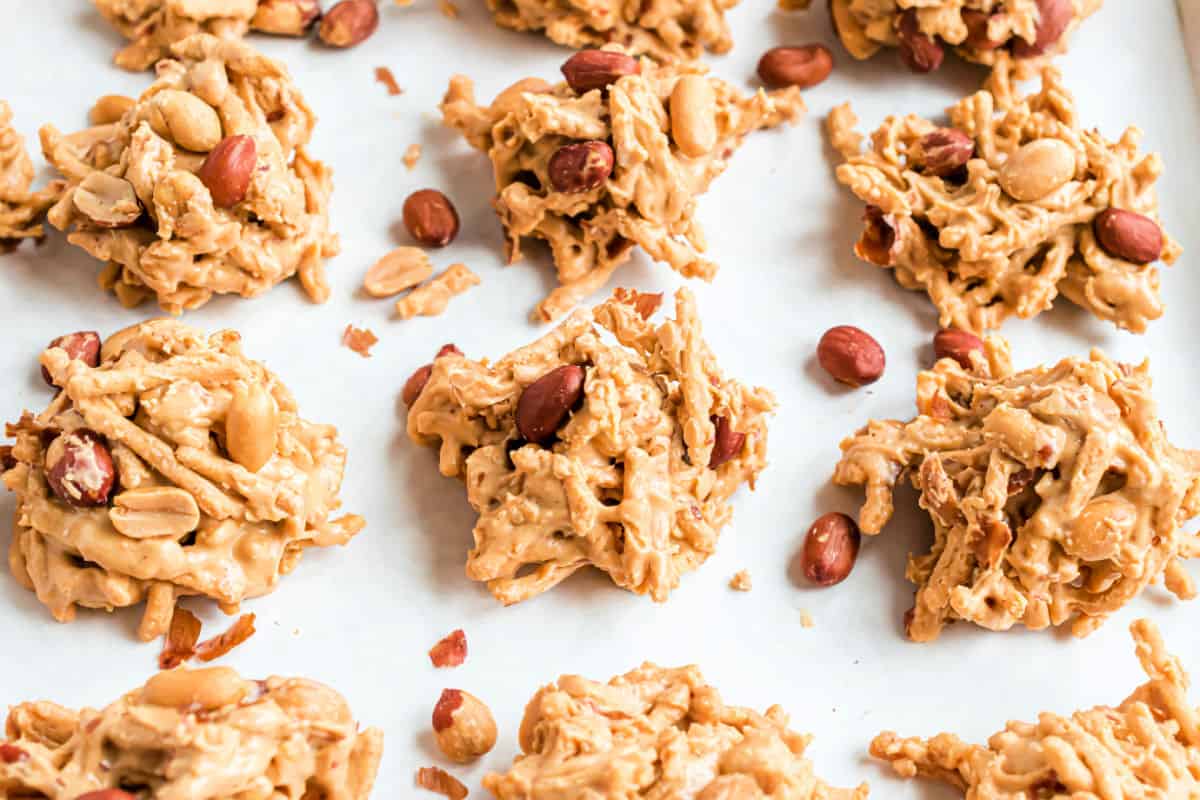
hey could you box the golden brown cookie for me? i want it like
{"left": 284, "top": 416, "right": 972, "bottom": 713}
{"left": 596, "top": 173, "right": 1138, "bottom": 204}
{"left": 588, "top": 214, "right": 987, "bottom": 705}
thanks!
{"left": 406, "top": 288, "right": 775, "bottom": 604}
{"left": 3, "top": 319, "right": 364, "bottom": 640}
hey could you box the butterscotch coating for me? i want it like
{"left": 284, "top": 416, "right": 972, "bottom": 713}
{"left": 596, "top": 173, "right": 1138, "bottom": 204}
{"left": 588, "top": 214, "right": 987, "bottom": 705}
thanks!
{"left": 873, "top": 620, "right": 1200, "bottom": 798}
{"left": 407, "top": 288, "right": 775, "bottom": 605}
{"left": 833, "top": 335, "right": 1200, "bottom": 641}
{"left": 0, "top": 666, "right": 383, "bottom": 798}
{"left": 829, "top": 65, "right": 1179, "bottom": 334}
{"left": 3, "top": 319, "right": 365, "bottom": 640}
{"left": 830, "top": 0, "right": 1101, "bottom": 77}
{"left": 0, "top": 101, "right": 61, "bottom": 246}
{"left": 441, "top": 48, "right": 804, "bottom": 321}
{"left": 93, "top": 0, "right": 319, "bottom": 71}
{"left": 486, "top": 663, "right": 868, "bottom": 799}
{"left": 485, "top": 0, "right": 740, "bottom": 62}
{"left": 40, "top": 33, "right": 339, "bottom": 314}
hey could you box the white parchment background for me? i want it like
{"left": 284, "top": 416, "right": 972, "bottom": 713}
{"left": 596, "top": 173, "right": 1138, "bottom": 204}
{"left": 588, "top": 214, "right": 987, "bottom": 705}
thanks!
{"left": 1, "top": 2, "right": 1199, "bottom": 798}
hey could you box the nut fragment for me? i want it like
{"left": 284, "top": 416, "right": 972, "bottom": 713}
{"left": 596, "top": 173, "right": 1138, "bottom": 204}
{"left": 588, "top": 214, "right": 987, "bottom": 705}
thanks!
{"left": 548, "top": 141, "right": 615, "bottom": 193}
{"left": 998, "top": 138, "right": 1076, "bottom": 202}
{"left": 708, "top": 416, "right": 745, "bottom": 468}
{"left": 932, "top": 328, "right": 984, "bottom": 369}
{"left": 962, "top": 10, "right": 1004, "bottom": 49}
{"left": 817, "top": 326, "right": 885, "bottom": 387}
{"left": 858, "top": 206, "right": 895, "bottom": 266}
{"left": 74, "top": 172, "right": 141, "bottom": 228}
{"left": 42, "top": 330, "right": 101, "bottom": 387}
{"left": 800, "top": 512, "right": 861, "bottom": 586}
{"left": 916, "top": 128, "right": 974, "bottom": 177}
{"left": 89, "top": 94, "right": 135, "bottom": 126}
{"left": 403, "top": 344, "right": 462, "bottom": 406}
{"left": 147, "top": 90, "right": 223, "bottom": 152}
{"left": 1012, "top": 0, "right": 1073, "bottom": 58}
{"left": 756, "top": 45, "right": 834, "bottom": 89}
{"left": 253, "top": 0, "right": 323, "bottom": 35}
{"left": 561, "top": 50, "right": 640, "bottom": 94}
{"left": 403, "top": 189, "right": 460, "bottom": 248}
{"left": 109, "top": 486, "right": 201, "bottom": 539}
{"left": 0, "top": 743, "right": 27, "bottom": 763}
{"left": 432, "top": 689, "right": 497, "bottom": 763}
{"left": 319, "top": 0, "right": 380, "bottom": 47}
{"left": 516, "top": 365, "right": 586, "bottom": 443}
{"left": 226, "top": 383, "right": 278, "bottom": 472}
{"left": 896, "top": 10, "right": 943, "bottom": 73}
{"left": 1065, "top": 495, "right": 1137, "bottom": 561}
{"left": 416, "top": 766, "right": 468, "bottom": 800}
{"left": 364, "top": 246, "right": 433, "bottom": 297}
{"left": 141, "top": 666, "right": 248, "bottom": 709}
{"left": 1094, "top": 208, "right": 1163, "bottom": 264}
{"left": 429, "top": 628, "right": 468, "bottom": 668}
{"left": 670, "top": 75, "right": 717, "bottom": 158}
{"left": 45, "top": 429, "right": 116, "bottom": 508}
{"left": 198, "top": 135, "right": 257, "bottom": 208}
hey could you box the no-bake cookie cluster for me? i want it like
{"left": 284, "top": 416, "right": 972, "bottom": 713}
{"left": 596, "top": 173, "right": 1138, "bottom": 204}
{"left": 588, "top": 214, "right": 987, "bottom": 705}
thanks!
{"left": 834, "top": 335, "right": 1200, "bottom": 641}
{"left": 442, "top": 47, "right": 803, "bottom": 321}
{"left": 406, "top": 288, "right": 774, "bottom": 604}
{"left": 829, "top": 66, "right": 1178, "bottom": 334}
{"left": 3, "top": 319, "right": 364, "bottom": 640}
{"left": 41, "top": 33, "right": 339, "bottom": 313}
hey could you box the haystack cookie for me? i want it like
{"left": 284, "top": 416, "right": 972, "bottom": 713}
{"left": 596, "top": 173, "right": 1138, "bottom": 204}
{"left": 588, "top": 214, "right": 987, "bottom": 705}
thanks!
{"left": 833, "top": 335, "right": 1200, "bottom": 642}
{"left": 405, "top": 288, "right": 775, "bottom": 605}
{"left": 829, "top": 66, "right": 1178, "bottom": 334}
{"left": 0, "top": 666, "right": 383, "bottom": 799}
{"left": 441, "top": 47, "right": 804, "bottom": 321}
{"left": 828, "top": 0, "right": 1101, "bottom": 76}
{"left": 873, "top": 619, "right": 1200, "bottom": 797}
{"left": 93, "top": 0, "right": 320, "bottom": 71}
{"left": 486, "top": 663, "right": 868, "bottom": 799}
{"left": 485, "top": 0, "right": 739, "bottom": 62}
{"left": 0, "top": 101, "right": 61, "bottom": 248}
{"left": 2, "top": 319, "right": 365, "bottom": 641}
{"left": 40, "top": 33, "right": 339, "bottom": 314}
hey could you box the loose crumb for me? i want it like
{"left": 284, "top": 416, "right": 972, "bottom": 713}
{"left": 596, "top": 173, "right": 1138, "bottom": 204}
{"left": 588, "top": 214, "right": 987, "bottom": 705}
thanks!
{"left": 374, "top": 66, "right": 403, "bottom": 96}
{"left": 159, "top": 605, "right": 201, "bottom": 669}
{"left": 416, "top": 766, "right": 468, "bottom": 800}
{"left": 194, "top": 613, "right": 257, "bottom": 661}
{"left": 800, "top": 610, "right": 814, "bottom": 628}
{"left": 429, "top": 628, "right": 468, "bottom": 668}
{"left": 729, "top": 570, "right": 752, "bottom": 592}
{"left": 403, "top": 143, "right": 422, "bottom": 170}
{"left": 342, "top": 324, "right": 379, "bottom": 357}
{"left": 438, "top": 0, "right": 459, "bottom": 18}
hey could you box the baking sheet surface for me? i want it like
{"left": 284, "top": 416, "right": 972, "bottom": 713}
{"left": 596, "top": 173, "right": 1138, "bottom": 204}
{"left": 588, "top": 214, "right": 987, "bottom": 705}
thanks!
{"left": 1, "top": 2, "right": 1199, "bottom": 797}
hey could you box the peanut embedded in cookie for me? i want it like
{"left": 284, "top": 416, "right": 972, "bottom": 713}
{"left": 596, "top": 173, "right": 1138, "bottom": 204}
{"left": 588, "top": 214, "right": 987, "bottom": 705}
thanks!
{"left": 0, "top": 666, "right": 383, "bottom": 798}
{"left": 40, "top": 33, "right": 339, "bottom": 314}
{"left": 486, "top": 663, "right": 868, "bottom": 799}
{"left": 2, "top": 319, "right": 365, "bottom": 640}
{"left": 441, "top": 48, "right": 804, "bottom": 321}
{"left": 828, "top": 65, "right": 1179, "bottom": 334}
{"left": 828, "top": 0, "right": 1102, "bottom": 77}
{"left": 872, "top": 619, "right": 1200, "bottom": 797}
{"left": 832, "top": 335, "right": 1200, "bottom": 641}
{"left": 405, "top": 288, "right": 775, "bottom": 604}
